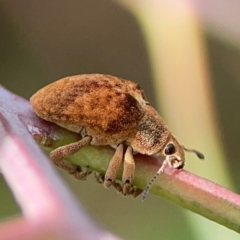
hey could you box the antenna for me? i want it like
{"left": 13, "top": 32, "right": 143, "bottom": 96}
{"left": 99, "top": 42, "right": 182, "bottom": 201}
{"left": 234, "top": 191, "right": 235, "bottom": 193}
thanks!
{"left": 142, "top": 160, "right": 168, "bottom": 201}
{"left": 182, "top": 146, "right": 205, "bottom": 159}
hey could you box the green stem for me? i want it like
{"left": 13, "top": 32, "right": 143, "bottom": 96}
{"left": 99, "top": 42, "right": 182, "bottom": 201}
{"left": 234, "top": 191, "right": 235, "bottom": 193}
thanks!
{"left": 39, "top": 124, "right": 240, "bottom": 233}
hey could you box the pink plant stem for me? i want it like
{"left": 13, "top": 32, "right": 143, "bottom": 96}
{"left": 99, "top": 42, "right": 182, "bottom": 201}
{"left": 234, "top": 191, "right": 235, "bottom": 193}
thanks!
{"left": 0, "top": 86, "right": 121, "bottom": 240}
{"left": 134, "top": 154, "right": 240, "bottom": 233}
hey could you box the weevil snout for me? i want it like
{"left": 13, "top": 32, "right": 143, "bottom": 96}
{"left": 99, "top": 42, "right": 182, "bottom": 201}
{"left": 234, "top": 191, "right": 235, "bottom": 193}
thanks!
{"left": 176, "top": 162, "right": 185, "bottom": 170}
{"left": 166, "top": 155, "right": 185, "bottom": 170}
{"left": 162, "top": 137, "right": 185, "bottom": 169}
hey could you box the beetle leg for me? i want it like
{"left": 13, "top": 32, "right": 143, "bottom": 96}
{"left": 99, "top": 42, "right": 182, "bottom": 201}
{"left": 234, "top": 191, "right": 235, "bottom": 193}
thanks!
{"left": 130, "top": 187, "right": 143, "bottom": 198}
{"left": 94, "top": 172, "right": 104, "bottom": 184}
{"left": 74, "top": 166, "right": 92, "bottom": 180}
{"left": 112, "top": 182, "right": 142, "bottom": 198}
{"left": 113, "top": 181, "right": 124, "bottom": 194}
{"left": 104, "top": 143, "right": 124, "bottom": 188}
{"left": 50, "top": 135, "right": 92, "bottom": 177}
{"left": 122, "top": 146, "right": 135, "bottom": 195}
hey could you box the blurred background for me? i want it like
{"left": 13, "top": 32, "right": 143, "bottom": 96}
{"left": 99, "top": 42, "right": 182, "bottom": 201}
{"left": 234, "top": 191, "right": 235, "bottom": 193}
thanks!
{"left": 1, "top": 0, "right": 240, "bottom": 239}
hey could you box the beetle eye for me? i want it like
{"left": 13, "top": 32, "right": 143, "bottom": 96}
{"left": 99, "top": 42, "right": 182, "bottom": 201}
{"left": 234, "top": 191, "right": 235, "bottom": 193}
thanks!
{"left": 164, "top": 143, "right": 176, "bottom": 155}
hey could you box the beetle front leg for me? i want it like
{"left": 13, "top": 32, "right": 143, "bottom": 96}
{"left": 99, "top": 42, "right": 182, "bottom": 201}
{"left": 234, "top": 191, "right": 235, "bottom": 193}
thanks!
{"left": 122, "top": 146, "right": 135, "bottom": 195}
{"left": 104, "top": 143, "right": 124, "bottom": 188}
{"left": 50, "top": 135, "right": 92, "bottom": 179}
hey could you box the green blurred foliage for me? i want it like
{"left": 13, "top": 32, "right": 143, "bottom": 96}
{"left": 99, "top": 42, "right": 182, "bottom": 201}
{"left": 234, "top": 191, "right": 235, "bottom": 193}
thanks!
{"left": 0, "top": 1, "right": 240, "bottom": 239}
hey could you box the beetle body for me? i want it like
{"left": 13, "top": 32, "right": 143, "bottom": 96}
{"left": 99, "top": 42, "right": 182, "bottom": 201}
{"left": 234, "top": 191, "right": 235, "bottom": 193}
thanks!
{"left": 30, "top": 74, "right": 203, "bottom": 197}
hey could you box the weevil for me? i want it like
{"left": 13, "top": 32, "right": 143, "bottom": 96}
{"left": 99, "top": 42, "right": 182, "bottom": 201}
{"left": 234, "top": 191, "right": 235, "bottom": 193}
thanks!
{"left": 30, "top": 74, "right": 204, "bottom": 199}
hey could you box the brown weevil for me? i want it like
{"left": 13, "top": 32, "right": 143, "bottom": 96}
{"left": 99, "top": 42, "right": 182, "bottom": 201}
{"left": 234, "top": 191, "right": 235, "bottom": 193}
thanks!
{"left": 30, "top": 74, "right": 204, "bottom": 199}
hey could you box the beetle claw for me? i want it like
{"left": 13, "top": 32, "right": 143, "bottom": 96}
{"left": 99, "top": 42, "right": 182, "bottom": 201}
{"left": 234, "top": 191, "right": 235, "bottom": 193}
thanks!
{"left": 130, "top": 187, "right": 143, "bottom": 198}
{"left": 122, "top": 181, "right": 132, "bottom": 195}
{"left": 74, "top": 166, "right": 92, "bottom": 180}
{"left": 113, "top": 182, "right": 142, "bottom": 197}
{"left": 94, "top": 172, "right": 104, "bottom": 184}
{"left": 104, "top": 178, "right": 113, "bottom": 188}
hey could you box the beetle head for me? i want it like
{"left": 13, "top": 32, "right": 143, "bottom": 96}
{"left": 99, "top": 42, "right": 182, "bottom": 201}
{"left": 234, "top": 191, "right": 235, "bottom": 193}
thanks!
{"left": 161, "top": 135, "right": 185, "bottom": 170}
{"left": 142, "top": 135, "right": 204, "bottom": 201}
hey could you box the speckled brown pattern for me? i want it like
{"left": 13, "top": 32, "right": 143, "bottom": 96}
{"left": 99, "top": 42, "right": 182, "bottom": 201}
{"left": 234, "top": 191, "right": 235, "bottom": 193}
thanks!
{"left": 30, "top": 74, "right": 187, "bottom": 157}
{"left": 30, "top": 74, "right": 146, "bottom": 144}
